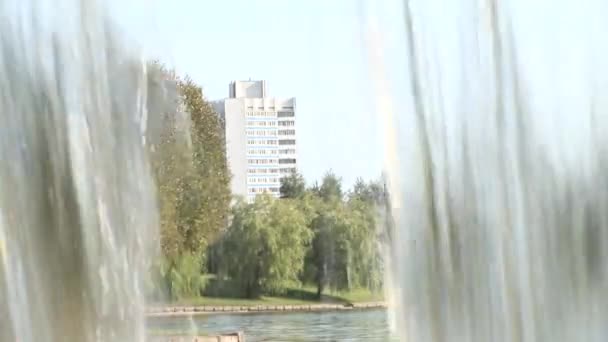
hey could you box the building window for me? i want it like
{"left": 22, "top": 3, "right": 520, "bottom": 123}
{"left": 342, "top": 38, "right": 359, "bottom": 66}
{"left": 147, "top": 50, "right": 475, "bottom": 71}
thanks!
{"left": 248, "top": 187, "right": 280, "bottom": 194}
{"left": 248, "top": 149, "right": 278, "bottom": 155}
{"left": 278, "top": 129, "right": 295, "bottom": 136}
{"left": 246, "top": 130, "right": 277, "bottom": 137}
{"left": 278, "top": 120, "right": 295, "bottom": 126}
{"left": 247, "top": 121, "right": 277, "bottom": 127}
{"left": 247, "top": 139, "right": 278, "bottom": 146}
{"left": 279, "top": 158, "right": 296, "bottom": 164}
{"left": 280, "top": 167, "right": 297, "bottom": 173}
{"left": 246, "top": 111, "right": 276, "bottom": 118}
{"left": 278, "top": 111, "right": 294, "bottom": 118}
{"left": 279, "top": 149, "right": 296, "bottom": 154}
{"left": 247, "top": 168, "right": 279, "bottom": 174}
{"left": 279, "top": 139, "right": 296, "bottom": 145}
{"left": 248, "top": 159, "right": 278, "bottom": 165}
{"left": 248, "top": 177, "right": 279, "bottom": 184}
{"left": 249, "top": 168, "right": 282, "bottom": 174}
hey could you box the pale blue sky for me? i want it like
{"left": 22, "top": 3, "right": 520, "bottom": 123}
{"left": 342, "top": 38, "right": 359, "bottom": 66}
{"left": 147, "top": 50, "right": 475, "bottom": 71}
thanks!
{"left": 144, "top": 0, "right": 398, "bottom": 189}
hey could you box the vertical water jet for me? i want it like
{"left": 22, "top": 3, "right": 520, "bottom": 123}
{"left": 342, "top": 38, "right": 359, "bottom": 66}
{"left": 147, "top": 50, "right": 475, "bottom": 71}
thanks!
{"left": 370, "top": 0, "right": 608, "bottom": 341}
{"left": 0, "top": 0, "right": 162, "bottom": 341}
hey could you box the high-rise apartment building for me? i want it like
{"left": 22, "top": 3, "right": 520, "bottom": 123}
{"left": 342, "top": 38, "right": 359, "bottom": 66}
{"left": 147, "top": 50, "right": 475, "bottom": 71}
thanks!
{"left": 213, "top": 80, "right": 297, "bottom": 202}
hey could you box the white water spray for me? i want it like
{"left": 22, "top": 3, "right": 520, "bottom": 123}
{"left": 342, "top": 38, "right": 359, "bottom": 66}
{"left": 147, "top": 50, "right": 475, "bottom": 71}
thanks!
{"left": 0, "top": 1, "right": 163, "bottom": 341}
{"left": 367, "top": 0, "right": 608, "bottom": 341}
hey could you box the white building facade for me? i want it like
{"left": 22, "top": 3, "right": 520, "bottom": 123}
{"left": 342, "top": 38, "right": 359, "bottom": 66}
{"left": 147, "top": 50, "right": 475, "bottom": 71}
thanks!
{"left": 213, "top": 80, "right": 297, "bottom": 202}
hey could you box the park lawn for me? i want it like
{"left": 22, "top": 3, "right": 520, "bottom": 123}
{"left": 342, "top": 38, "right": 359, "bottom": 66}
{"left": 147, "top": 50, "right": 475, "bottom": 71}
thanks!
{"left": 174, "top": 296, "right": 314, "bottom": 307}
{"left": 173, "top": 286, "right": 384, "bottom": 307}
{"left": 334, "top": 288, "right": 384, "bottom": 303}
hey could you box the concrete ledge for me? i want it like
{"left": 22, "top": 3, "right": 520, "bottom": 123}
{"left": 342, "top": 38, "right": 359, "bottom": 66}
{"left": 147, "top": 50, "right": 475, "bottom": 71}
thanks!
{"left": 147, "top": 302, "right": 386, "bottom": 317}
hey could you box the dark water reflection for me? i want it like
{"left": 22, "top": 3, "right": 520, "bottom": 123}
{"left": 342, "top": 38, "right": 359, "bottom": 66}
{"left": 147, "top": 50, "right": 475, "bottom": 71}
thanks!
{"left": 148, "top": 308, "right": 395, "bottom": 341}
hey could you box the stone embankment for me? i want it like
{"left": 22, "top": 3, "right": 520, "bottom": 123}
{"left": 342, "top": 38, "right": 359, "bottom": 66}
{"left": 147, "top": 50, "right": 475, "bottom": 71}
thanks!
{"left": 147, "top": 302, "right": 386, "bottom": 317}
{"left": 148, "top": 332, "right": 244, "bottom": 342}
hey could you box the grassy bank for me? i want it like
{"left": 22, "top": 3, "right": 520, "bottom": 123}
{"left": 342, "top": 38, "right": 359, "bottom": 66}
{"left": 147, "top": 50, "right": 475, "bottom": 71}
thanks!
{"left": 167, "top": 287, "right": 384, "bottom": 307}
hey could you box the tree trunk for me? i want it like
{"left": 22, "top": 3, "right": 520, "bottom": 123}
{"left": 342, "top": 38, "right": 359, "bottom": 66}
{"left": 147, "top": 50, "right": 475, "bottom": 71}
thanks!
{"left": 317, "top": 281, "right": 324, "bottom": 299}
{"left": 316, "top": 263, "right": 327, "bottom": 299}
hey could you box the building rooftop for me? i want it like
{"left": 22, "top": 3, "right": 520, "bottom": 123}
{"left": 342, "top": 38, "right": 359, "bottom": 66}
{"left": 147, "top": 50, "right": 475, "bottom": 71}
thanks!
{"left": 229, "top": 80, "right": 266, "bottom": 99}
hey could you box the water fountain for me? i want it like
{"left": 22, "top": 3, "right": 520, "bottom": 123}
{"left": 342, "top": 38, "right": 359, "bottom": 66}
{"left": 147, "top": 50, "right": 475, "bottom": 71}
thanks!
{"left": 0, "top": 0, "right": 160, "bottom": 340}
{"left": 378, "top": 0, "right": 608, "bottom": 341}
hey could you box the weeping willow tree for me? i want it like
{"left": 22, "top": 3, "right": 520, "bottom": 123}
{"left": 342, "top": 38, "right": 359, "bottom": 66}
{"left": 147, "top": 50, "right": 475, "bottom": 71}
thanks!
{"left": 302, "top": 173, "right": 384, "bottom": 298}
{"left": 219, "top": 196, "right": 313, "bottom": 298}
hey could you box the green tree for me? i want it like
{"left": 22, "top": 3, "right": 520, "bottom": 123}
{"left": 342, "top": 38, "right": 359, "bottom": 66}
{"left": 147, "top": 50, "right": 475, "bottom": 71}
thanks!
{"left": 306, "top": 200, "right": 348, "bottom": 297}
{"left": 350, "top": 178, "right": 385, "bottom": 205}
{"left": 349, "top": 177, "right": 389, "bottom": 292}
{"left": 221, "top": 196, "right": 313, "bottom": 298}
{"left": 147, "top": 64, "right": 231, "bottom": 299}
{"left": 303, "top": 173, "right": 347, "bottom": 297}
{"left": 146, "top": 62, "right": 191, "bottom": 263}
{"left": 317, "top": 170, "right": 343, "bottom": 202}
{"left": 303, "top": 174, "right": 385, "bottom": 298}
{"left": 280, "top": 171, "right": 306, "bottom": 199}
{"left": 346, "top": 198, "right": 383, "bottom": 292}
{"left": 178, "top": 77, "right": 231, "bottom": 252}
{"left": 168, "top": 252, "right": 208, "bottom": 300}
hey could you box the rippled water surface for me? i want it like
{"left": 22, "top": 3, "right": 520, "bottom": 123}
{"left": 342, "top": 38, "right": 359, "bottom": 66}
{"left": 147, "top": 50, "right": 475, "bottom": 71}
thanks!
{"left": 149, "top": 309, "right": 395, "bottom": 341}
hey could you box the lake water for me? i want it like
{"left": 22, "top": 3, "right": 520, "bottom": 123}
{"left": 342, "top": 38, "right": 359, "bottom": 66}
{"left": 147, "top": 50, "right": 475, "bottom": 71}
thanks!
{"left": 148, "top": 308, "right": 396, "bottom": 341}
